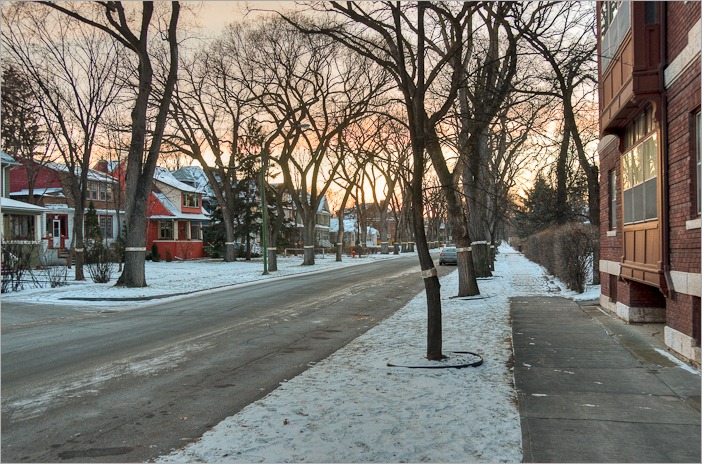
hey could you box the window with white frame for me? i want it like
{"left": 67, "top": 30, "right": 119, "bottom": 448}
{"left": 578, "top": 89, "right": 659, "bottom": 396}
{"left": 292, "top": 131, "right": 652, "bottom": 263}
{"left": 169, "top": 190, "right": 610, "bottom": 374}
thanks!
{"left": 87, "top": 181, "right": 112, "bottom": 201}
{"left": 99, "top": 215, "right": 113, "bottom": 239}
{"left": 8, "top": 215, "right": 36, "bottom": 240}
{"left": 182, "top": 193, "right": 200, "bottom": 208}
{"left": 190, "top": 222, "right": 201, "bottom": 240}
{"left": 696, "top": 111, "right": 701, "bottom": 215}
{"left": 609, "top": 170, "right": 617, "bottom": 229}
{"left": 622, "top": 109, "right": 658, "bottom": 224}
{"left": 159, "top": 220, "right": 173, "bottom": 239}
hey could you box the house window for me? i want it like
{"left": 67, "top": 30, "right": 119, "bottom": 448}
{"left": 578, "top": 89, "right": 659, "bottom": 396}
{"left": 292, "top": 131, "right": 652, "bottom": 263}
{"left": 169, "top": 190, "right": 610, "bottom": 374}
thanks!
{"left": 622, "top": 133, "right": 658, "bottom": 224}
{"left": 8, "top": 215, "right": 35, "bottom": 240}
{"left": 159, "top": 220, "right": 173, "bottom": 239}
{"left": 190, "top": 222, "right": 201, "bottom": 240}
{"left": 99, "top": 215, "right": 114, "bottom": 239}
{"left": 183, "top": 193, "right": 200, "bottom": 208}
{"left": 87, "top": 181, "right": 112, "bottom": 201}
{"left": 696, "top": 112, "right": 701, "bottom": 215}
{"left": 600, "top": 0, "right": 620, "bottom": 37}
{"left": 609, "top": 170, "right": 617, "bottom": 229}
{"left": 600, "top": 0, "right": 630, "bottom": 71}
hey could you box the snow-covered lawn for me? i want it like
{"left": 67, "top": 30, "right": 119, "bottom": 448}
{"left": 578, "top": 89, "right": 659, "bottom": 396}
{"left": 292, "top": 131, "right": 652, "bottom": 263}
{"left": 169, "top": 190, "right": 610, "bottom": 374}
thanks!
{"left": 155, "top": 244, "right": 599, "bottom": 463}
{"left": 1, "top": 252, "right": 400, "bottom": 308}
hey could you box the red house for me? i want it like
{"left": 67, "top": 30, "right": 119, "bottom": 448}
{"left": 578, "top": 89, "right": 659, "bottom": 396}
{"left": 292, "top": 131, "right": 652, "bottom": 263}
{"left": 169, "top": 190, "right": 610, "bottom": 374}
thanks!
{"left": 146, "top": 167, "right": 209, "bottom": 260}
{"left": 597, "top": 1, "right": 700, "bottom": 364}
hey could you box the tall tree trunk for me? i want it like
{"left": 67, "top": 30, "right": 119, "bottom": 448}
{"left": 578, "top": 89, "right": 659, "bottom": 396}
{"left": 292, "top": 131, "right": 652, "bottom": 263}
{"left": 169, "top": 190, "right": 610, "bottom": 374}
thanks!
{"left": 72, "top": 205, "right": 85, "bottom": 281}
{"left": 380, "top": 208, "right": 389, "bottom": 254}
{"left": 302, "top": 216, "right": 315, "bottom": 266}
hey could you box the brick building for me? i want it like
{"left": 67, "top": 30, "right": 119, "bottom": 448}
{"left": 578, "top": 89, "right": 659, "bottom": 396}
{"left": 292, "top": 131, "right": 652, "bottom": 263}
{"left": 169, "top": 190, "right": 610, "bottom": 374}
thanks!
{"left": 597, "top": 1, "right": 700, "bottom": 364}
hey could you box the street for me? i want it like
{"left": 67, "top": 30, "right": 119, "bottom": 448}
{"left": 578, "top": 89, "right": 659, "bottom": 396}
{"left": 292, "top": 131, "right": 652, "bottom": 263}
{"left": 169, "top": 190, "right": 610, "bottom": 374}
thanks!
{"left": 1, "top": 255, "right": 453, "bottom": 463}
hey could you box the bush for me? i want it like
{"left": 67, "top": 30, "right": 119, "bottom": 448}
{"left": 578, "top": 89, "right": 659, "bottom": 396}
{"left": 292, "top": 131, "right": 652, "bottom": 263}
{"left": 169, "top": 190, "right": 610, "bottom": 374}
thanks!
{"left": 85, "top": 241, "right": 115, "bottom": 283}
{"left": 151, "top": 244, "right": 161, "bottom": 262}
{"left": 165, "top": 248, "right": 173, "bottom": 262}
{"left": 522, "top": 222, "right": 597, "bottom": 293}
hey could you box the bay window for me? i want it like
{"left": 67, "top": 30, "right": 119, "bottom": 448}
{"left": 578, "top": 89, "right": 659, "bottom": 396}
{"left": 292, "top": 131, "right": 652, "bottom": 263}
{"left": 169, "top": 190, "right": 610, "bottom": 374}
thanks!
{"left": 622, "top": 108, "right": 658, "bottom": 224}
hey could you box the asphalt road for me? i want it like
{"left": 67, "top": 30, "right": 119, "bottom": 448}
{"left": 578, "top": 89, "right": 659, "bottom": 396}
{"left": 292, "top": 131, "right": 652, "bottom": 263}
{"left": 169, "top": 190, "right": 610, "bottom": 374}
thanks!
{"left": 2, "top": 254, "right": 454, "bottom": 463}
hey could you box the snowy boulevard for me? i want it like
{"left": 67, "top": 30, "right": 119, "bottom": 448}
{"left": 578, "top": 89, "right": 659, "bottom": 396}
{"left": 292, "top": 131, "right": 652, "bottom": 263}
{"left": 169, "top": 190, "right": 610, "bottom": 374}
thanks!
{"left": 1, "top": 253, "right": 451, "bottom": 462}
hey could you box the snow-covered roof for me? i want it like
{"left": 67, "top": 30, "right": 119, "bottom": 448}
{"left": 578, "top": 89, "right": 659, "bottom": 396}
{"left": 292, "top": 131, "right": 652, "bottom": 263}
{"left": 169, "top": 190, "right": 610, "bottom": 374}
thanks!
{"left": 45, "top": 162, "right": 117, "bottom": 183}
{"left": 1, "top": 151, "right": 19, "bottom": 166}
{"left": 10, "top": 187, "right": 65, "bottom": 198}
{"left": 153, "top": 167, "right": 199, "bottom": 193}
{"left": 329, "top": 218, "right": 356, "bottom": 233}
{"left": 171, "top": 166, "right": 214, "bottom": 196}
{"left": 152, "top": 192, "right": 209, "bottom": 221}
{"left": 0, "top": 197, "right": 48, "bottom": 213}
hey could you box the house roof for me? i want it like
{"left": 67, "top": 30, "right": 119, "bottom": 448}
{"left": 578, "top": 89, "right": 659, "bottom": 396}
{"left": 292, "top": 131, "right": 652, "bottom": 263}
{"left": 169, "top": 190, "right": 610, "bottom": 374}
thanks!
{"left": 153, "top": 167, "right": 199, "bottom": 193}
{"left": 171, "top": 166, "right": 215, "bottom": 196}
{"left": 152, "top": 192, "right": 209, "bottom": 221}
{"left": 0, "top": 197, "right": 48, "bottom": 213}
{"left": 1, "top": 151, "right": 20, "bottom": 166}
{"left": 45, "top": 161, "right": 117, "bottom": 183}
{"left": 329, "top": 218, "right": 357, "bottom": 233}
{"left": 10, "top": 187, "right": 65, "bottom": 198}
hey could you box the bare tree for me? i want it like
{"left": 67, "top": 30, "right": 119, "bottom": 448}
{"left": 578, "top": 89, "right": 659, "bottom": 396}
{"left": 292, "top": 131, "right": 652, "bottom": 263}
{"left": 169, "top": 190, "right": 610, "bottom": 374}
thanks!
{"left": 519, "top": 2, "right": 600, "bottom": 281}
{"left": 293, "top": 2, "right": 475, "bottom": 359}
{"left": 2, "top": 4, "right": 125, "bottom": 281}
{"left": 164, "top": 40, "right": 258, "bottom": 262}
{"left": 235, "top": 14, "right": 388, "bottom": 266}
{"left": 43, "top": 1, "right": 182, "bottom": 288}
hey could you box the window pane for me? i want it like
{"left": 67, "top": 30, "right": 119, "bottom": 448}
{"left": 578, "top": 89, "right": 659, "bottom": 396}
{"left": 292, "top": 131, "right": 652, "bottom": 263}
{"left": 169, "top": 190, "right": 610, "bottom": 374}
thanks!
{"left": 622, "top": 153, "right": 632, "bottom": 189}
{"left": 624, "top": 189, "right": 633, "bottom": 223}
{"left": 610, "top": 171, "right": 617, "bottom": 229}
{"left": 632, "top": 146, "right": 643, "bottom": 185}
{"left": 643, "top": 134, "right": 658, "bottom": 180}
{"left": 632, "top": 183, "right": 644, "bottom": 222}
{"left": 644, "top": 178, "right": 657, "bottom": 220}
{"left": 697, "top": 112, "right": 701, "bottom": 214}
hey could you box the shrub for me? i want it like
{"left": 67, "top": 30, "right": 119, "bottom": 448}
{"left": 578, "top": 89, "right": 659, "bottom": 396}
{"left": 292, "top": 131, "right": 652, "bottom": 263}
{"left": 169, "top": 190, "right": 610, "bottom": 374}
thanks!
{"left": 522, "top": 222, "right": 597, "bottom": 293}
{"left": 85, "top": 240, "right": 115, "bottom": 283}
{"left": 151, "top": 244, "right": 161, "bottom": 262}
{"left": 165, "top": 248, "right": 173, "bottom": 262}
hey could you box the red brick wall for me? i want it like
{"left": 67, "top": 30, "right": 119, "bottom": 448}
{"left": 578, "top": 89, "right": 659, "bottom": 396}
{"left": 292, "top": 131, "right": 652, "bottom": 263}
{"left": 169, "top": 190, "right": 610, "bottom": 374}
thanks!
{"left": 617, "top": 279, "right": 666, "bottom": 308}
{"left": 9, "top": 164, "right": 63, "bottom": 193}
{"left": 667, "top": 294, "right": 702, "bottom": 346}
{"left": 665, "top": 59, "right": 701, "bottom": 274}
{"left": 666, "top": 2, "right": 701, "bottom": 61}
{"left": 598, "top": 137, "right": 622, "bottom": 264}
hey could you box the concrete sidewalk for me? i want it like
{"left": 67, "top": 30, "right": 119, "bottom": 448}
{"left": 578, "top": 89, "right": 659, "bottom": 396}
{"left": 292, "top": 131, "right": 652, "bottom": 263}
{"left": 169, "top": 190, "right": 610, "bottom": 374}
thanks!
{"left": 512, "top": 296, "right": 701, "bottom": 463}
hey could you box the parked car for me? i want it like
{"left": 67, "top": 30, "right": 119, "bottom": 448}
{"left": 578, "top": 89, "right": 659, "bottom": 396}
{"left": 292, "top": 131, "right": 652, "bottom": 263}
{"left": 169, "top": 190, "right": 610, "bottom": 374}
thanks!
{"left": 439, "top": 246, "right": 457, "bottom": 265}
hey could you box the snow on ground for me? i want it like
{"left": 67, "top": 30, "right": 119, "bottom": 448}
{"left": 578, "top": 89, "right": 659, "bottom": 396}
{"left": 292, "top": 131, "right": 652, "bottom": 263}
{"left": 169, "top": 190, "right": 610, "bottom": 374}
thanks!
{"left": 156, "top": 245, "right": 590, "bottom": 463}
{"left": 1, "top": 252, "right": 399, "bottom": 308}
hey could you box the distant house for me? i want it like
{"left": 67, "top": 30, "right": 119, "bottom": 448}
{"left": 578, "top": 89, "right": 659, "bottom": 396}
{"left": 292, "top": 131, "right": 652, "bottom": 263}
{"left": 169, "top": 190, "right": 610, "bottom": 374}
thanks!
{"left": 330, "top": 218, "right": 356, "bottom": 248}
{"left": 146, "top": 167, "right": 209, "bottom": 260}
{"left": 9, "top": 159, "right": 123, "bottom": 265}
{"left": 1, "top": 152, "right": 47, "bottom": 252}
{"left": 171, "top": 166, "right": 217, "bottom": 214}
{"left": 330, "top": 218, "right": 379, "bottom": 249}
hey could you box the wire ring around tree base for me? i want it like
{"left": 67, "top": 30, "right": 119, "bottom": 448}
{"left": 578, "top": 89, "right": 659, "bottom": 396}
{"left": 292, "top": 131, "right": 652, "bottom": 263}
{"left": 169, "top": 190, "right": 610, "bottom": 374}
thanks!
{"left": 386, "top": 351, "right": 483, "bottom": 369}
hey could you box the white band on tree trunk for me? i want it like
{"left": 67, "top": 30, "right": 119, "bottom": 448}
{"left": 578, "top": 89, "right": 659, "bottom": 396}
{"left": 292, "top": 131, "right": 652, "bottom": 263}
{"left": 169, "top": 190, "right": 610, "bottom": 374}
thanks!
{"left": 471, "top": 241, "right": 489, "bottom": 245}
{"left": 381, "top": 242, "right": 388, "bottom": 244}
{"left": 74, "top": 248, "right": 84, "bottom": 252}
{"left": 420, "top": 268, "right": 438, "bottom": 279}
{"left": 456, "top": 247, "right": 471, "bottom": 252}
{"left": 125, "top": 247, "right": 147, "bottom": 252}
{"left": 304, "top": 245, "right": 314, "bottom": 249}
{"left": 267, "top": 247, "right": 277, "bottom": 251}
{"left": 336, "top": 243, "right": 342, "bottom": 246}
{"left": 225, "top": 242, "right": 236, "bottom": 245}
